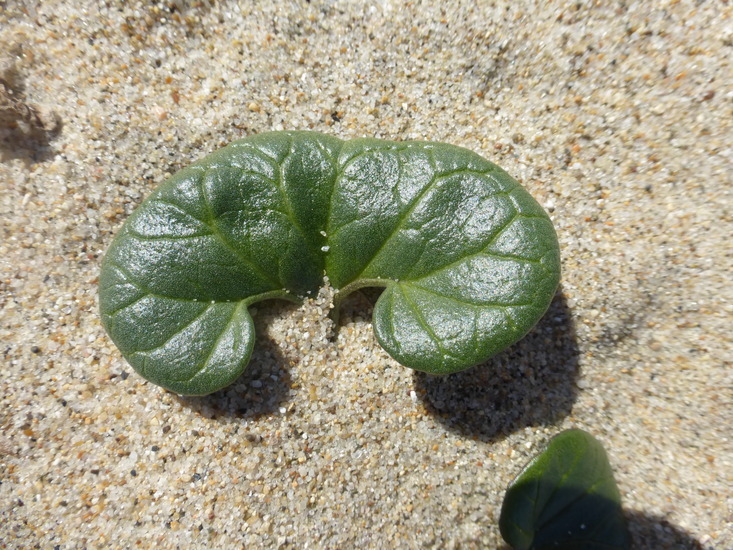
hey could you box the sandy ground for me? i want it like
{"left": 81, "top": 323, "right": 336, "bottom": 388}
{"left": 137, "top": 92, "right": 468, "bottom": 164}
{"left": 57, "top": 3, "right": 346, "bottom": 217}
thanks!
{"left": 1, "top": 1, "right": 731, "bottom": 548}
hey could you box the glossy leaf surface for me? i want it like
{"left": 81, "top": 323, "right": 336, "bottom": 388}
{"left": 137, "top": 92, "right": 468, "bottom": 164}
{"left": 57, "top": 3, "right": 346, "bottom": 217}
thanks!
{"left": 500, "top": 429, "right": 630, "bottom": 550}
{"left": 99, "top": 131, "right": 560, "bottom": 394}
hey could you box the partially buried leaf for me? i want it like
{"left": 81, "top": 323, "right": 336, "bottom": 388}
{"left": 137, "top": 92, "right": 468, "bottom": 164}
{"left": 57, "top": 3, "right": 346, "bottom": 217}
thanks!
{"left": 499, "top": 429, "right": 630, "bottom": 550}
{"left": 99, "top": 131, "right": 560, "bottom": 395}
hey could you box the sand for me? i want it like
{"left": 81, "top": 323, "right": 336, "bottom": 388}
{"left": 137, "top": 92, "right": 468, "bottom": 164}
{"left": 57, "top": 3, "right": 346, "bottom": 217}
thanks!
{"left": 0, "top": 1, "right": 730, "bottom": 548}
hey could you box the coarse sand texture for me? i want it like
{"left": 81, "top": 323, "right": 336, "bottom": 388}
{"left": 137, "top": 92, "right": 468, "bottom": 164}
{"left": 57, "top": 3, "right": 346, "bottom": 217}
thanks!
{"left": 1, "top": 1, "right": 730, "bottom": 549}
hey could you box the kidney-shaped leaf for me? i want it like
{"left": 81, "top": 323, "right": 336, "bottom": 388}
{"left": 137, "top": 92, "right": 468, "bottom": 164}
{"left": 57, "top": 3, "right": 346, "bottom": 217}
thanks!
{"left": 99, "top": 131, "right": 560, "bottom": 394}
{"left": 499, "top": 429, "right": 630, "bottom": 550}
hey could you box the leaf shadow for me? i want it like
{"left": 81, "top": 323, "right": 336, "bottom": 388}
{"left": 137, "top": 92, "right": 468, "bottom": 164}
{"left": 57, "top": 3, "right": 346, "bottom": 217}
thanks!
{"left": 173, "top": 307, "right": 294, "bottom": 420}
{"left": 0, "top": 74, "right": 61, "bottom": 163}
{"left": 625, "top": 510, "right": 705, "bottom": 550}
{"left": 0, "top": 121, "right": 61, "bottom": 163}
{"left": 413, "top": 290, "right": 579, "bottom": 443}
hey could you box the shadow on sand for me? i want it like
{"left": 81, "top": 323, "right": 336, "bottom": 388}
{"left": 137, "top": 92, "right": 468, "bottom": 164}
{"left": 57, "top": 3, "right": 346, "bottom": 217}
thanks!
{"left": 414, "top": 290, "right": 580, "bottom": 442}
{"left": 625, "top": 510, "right": 705, "bottom": 550}
{"left": 174, "top": 305, "right": 294, "bottom": 420}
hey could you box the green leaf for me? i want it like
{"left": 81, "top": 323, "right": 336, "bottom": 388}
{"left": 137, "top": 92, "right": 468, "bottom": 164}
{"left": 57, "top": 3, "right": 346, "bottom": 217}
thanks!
{"left": 499, "top": 429, "right": 630, "bottom": 550}
{"left": 99, "top": 131, "right": 560, "bottom": 394}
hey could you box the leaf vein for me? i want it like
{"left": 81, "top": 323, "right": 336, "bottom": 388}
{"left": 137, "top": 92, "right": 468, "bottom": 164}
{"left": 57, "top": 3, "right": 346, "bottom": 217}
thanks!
{"left": 126, "top": 228, "right": 213, "bottom": 242}
{"left": 131, "top": 303, "right": 212, "bottom": 354}
{"left": 171, "top": 303, "right": 240, "bottom": 383}
{"left": 403, "top": 281, "right": 535, "bottom": 309}
{"left": 326, "top": 143, "right": 412, "bottom": 236}
{"left": 199, "top": 168, "right": 281, "bottom": 289}
{"left": 399, "top": 284, "right": 460, "bottom": 362}
{"left": 352, "top": 168, "right": 506, "bottom": 281}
